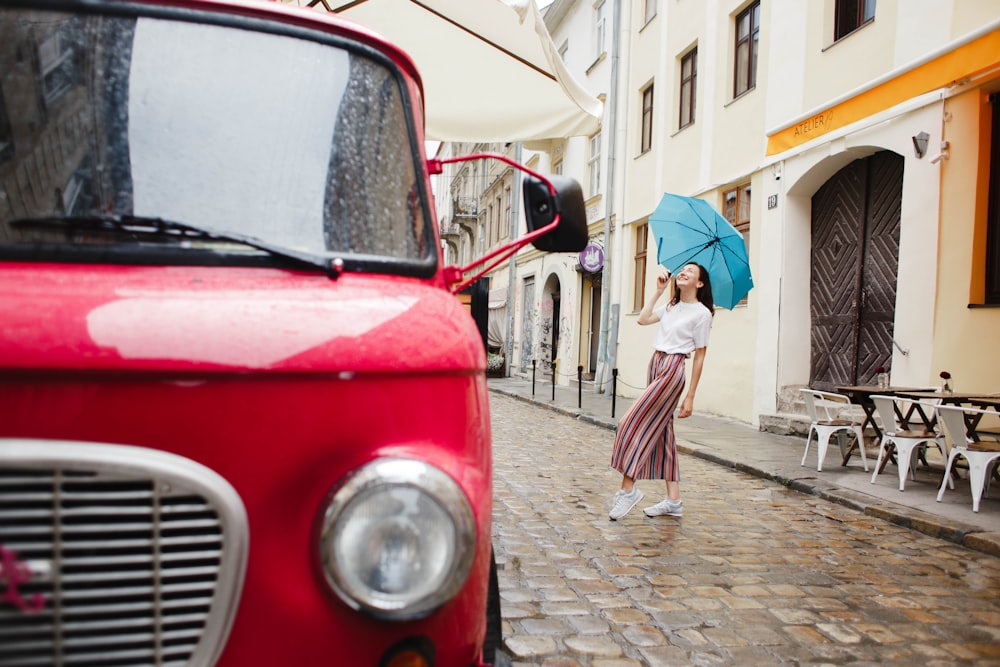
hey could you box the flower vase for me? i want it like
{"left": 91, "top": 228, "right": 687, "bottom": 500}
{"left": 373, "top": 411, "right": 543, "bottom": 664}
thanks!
{"left": 877, "top": 372, "right": 889, "bottom": 389}
{"left": 942, "top": 379, "right": 953, "bottom": 395}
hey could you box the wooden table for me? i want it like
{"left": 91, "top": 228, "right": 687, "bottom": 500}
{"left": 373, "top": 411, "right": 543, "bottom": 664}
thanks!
{"left": 836, "top": 386, "right": 932, "bottom": 440}
{"left": 882, "top": 390, "right": 1000, "bottom": 479}
{"left": 835, "top": 385, "right": 935, "bottom": 469}
{"left": 970, "top": 397, "right": 1000, "bottom": 440}
{"left": 892, "top": 391, "right": 1000, "bottom": 437}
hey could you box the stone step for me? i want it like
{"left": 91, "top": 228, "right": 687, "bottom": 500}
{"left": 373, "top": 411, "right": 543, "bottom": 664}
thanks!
{"left": 759, "top": 413, "right": 811, "bottom": 437}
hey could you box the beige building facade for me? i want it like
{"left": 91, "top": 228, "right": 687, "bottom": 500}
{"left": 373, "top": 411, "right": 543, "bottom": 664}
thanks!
{"left": 437, "top": 0, "right": 1000, "bottom": 429}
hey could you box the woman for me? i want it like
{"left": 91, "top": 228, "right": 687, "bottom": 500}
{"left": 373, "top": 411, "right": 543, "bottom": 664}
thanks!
{"left": 608, "top": 263, "right": 714, "bottom": 520}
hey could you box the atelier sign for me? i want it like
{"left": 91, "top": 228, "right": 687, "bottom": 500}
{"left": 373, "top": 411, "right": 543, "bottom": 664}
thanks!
{"left": 579, "top": 244, "right": 604, "bottom": 272}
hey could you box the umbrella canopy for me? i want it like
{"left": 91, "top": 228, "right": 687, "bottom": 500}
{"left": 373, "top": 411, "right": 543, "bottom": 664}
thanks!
{"left": 649, "top": 193, "right": 754, "bottom": 310}
{"left": 282, "top": 0, "right": 603, "bottom": 143}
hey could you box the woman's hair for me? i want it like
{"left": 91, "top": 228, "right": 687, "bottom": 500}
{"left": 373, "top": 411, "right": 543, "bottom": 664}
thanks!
{"left": 670, "top": 263, "right": 715, "bottom": 315}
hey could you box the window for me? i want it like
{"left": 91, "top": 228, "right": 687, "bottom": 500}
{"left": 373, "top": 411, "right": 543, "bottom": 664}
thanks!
{"left": 37, "top": 28, "right": 80, "bottom": 105}
{"left": 835, "top": 0, "right": 875, "bottom": 41}
{"left": 633, "top": 223, "right": 648, "bottom": 312}
{"left": 552, "top": 160, "right": 563, "bottom": 176}
{"left": 594, "top": 1, "right": 607, "bottom": 60}
{"left": 723, "top": 184, "right": 751, "bottom": 305}
{"left": 679, "top": 48, "right": 697, "bottom": 129}
{"left": 734, "top": 2, "right": 759, "bottom": 98}
{"left": 986, "top": 93, "right": 1000, "bottom": 303}
{"left": 643, "top": 0, "right": 656, "bottom": 24}
{"left": 640, "top": 84, "right": 654, "bottom": 154}
{"left": 503, "top": 187, "right": 511, "bottom": 239}
{"left": 487, "top": 203, "right": 495, "bottom": 246}
{"left": 588, "top": 131, "right": 601, "bottom": 197}
{"left": 495, "top": 195, "right": 502, "bottom": 244}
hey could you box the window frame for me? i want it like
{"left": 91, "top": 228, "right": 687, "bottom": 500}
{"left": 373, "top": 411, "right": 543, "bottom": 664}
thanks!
{"left": 723, "top": 183, "right": 752, "bottom": 306}
{"left": 633, "top": 223, "right": 648, "bottom": 312}
{"left": 733, "top": 1, "right": 760, "bottom": 99}
{"left": 679, "top": 48, "right": 697, "bottom": 130}
{"left": 643, "top": 0, "right": 656, "bottom": 25}
{"left": 588, "top": 131, "right": 602, "bottom": 197}
{"left": 503, "top": 186, "right": 511, "bottom": 240}
{"left": 37, "top": 28, "right": 78, "bottom": 106}
{"left": 594, "top": 0, "right": 607, "bottom": 60}
{"left": 640, "top": 84, "right": 654, "bottom": 154}
{"left": 986, "top": 93, "right": 1000, "bottom": 304}
{"left": 487, "top": 202, "right": 496, "bottom": 246}
{"left": 834, "top": 0, "right": 876, "bottom": 42}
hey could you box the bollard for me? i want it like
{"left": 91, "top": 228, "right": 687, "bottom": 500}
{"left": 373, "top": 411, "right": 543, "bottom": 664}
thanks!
{"left": 612, "top": 368, "right": 618, "bottom": 418}
{"left": 531, "top": 359, "right": 536, "bottom": 396}
{"left": 577, "top": 365, "right": 583, "bottom": 409}
{"left": 551, "top": 359, "right": 556, "bottom": 402}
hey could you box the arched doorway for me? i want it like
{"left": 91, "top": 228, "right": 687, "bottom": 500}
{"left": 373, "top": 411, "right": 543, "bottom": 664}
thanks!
{"left": 809, "top": 150, "right": 902, "bottom": 390}
{"left": 579, "top": 270, "right": 602, "bottom": 379}
{"left": 539, "top": 274, "right": 561, "bottom": 373}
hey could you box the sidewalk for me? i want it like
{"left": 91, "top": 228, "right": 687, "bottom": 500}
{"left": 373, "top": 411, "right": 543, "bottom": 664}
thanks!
{"left": 488, "top": 374, "right": 1000, "bottom": 557}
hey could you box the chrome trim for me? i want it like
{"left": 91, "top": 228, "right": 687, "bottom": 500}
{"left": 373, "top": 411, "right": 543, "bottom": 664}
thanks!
{"left": 0, "top": 439, "right": 248, "bottom": 667}
{"left": 316, "top": 458, "right": 476, "bottom": 620}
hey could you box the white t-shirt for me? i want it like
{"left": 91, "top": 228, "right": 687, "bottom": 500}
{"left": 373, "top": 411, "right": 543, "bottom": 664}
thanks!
{"left": 652, "top": 300, "right": 712, "bottom": 354}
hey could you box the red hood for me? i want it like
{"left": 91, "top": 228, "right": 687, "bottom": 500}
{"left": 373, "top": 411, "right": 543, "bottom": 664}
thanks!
{"left": 0, "top": 263, "right": 483, "bottom": 374}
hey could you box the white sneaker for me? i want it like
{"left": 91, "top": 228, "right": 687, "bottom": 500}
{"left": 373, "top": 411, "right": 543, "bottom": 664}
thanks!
{"left": 644, "top": 498, "right": 683, "bottom": 517}
{"left": 609, "top": 488, "right": 644, "bottom": 520}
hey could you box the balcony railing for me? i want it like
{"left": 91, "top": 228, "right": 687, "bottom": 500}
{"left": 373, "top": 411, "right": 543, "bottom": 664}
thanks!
{"left": 453, "top": 197, "right": 478, "bottom": 217}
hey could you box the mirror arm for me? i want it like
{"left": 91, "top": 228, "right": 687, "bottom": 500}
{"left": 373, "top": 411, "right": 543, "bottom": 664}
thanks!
{"left": 429, "top": 152, "right": 559, "bottom": 294}
{"left": 428, "top": 152, "right": 556, "bottom": 196}
{"left": 443, "top": 215, "right": 561, "bottom": 294}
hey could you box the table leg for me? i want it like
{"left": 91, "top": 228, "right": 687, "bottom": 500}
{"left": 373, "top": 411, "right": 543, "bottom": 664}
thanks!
{"left": 839, "top": 432, "right": 857, "bottom": 466}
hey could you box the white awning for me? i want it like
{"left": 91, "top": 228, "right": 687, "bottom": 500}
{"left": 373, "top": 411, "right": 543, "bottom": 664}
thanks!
{"left": 281, "top": 0, "right": 603, "bottom": 143}
{"left": 488, "top": 287, "right": 508, "bottom": 309}
{"left": 487, "top": 287, "right": 508, "bottom": 349}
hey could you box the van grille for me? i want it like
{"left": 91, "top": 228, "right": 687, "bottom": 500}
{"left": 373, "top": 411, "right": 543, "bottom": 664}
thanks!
{"left": 0, "top": 441, "right": 247, "bottom": 667}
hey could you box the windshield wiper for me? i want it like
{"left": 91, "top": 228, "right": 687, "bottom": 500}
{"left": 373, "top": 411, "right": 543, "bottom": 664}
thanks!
{"left": 10, "top": 214, "right": 341, "bottom": 277}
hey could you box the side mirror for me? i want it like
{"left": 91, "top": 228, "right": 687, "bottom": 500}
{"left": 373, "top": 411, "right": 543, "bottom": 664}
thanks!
{"left": 522, "top": 175, "right": 588, "bottom": 253}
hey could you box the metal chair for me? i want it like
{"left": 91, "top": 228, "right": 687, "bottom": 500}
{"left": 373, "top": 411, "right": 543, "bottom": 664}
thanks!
{"left": 935, "top": 404, "right": 1000, "bottom": 512}
{"left": 800, "top": 389, "right": 868, "bottom": 472}
{"left": 870, "top": 394, "right": 947, "bottom": 491}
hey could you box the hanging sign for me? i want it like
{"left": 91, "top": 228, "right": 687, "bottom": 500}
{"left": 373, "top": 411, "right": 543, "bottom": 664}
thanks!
{"left": 579, "top": 244, "right": 604, "bottom": 272}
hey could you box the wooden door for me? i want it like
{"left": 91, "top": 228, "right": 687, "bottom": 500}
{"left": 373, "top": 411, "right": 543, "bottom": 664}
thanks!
{"left": 810, "top": 151, "right": 902, "bottom": 390}
{"left": 587, "top": 279, "right": 601, "bottom": 377}
{"left": 519, "top": 277, "right": 534, "bottom": 372}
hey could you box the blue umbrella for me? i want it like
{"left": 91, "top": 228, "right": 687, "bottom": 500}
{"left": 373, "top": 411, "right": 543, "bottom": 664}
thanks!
{"left": 648, "top": 193, "right": 753, "bottom": 310}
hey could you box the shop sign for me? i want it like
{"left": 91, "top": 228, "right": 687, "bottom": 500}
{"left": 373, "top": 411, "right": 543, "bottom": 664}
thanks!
{"left": 579, "top": 244, "right": 604, "bottom": 272}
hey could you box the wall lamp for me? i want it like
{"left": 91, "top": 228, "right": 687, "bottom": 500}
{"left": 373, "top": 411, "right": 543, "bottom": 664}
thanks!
{"left": 912, "top": 131, "right": 929, "bottom": 159}
{"left": 929, "top": 141, "right": 950, "bottom": 164}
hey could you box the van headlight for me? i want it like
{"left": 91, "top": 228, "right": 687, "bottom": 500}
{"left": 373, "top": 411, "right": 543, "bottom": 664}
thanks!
{"left": 316, "top": 458, "right": 476, "bottom": 619}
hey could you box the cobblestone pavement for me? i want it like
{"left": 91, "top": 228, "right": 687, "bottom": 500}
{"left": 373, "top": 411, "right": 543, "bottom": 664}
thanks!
{"left": 489, "top": 393, "right": 1000, "bottom": 666}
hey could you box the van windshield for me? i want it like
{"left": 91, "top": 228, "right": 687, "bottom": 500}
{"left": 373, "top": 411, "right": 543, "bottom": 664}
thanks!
{"left": 0, "top": 7, "right": 433, "bottom": 269}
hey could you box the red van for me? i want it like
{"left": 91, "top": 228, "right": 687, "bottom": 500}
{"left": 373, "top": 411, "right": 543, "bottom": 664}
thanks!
{"left": 0, "top": 1, "right": 585, "bottom": 665}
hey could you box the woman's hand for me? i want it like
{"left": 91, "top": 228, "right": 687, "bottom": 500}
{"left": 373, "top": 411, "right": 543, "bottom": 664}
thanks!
{"left": 638, "top": 270, "right": 671, "bottom": 325}
{"left": 677, "top": 394, "right": 694, "bottom": 418}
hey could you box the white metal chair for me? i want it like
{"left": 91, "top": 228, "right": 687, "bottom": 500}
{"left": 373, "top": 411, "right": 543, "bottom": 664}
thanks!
{"left": 935, "top": 404, "right": 1000, "bottom": 512}
{"left": 800, "top": 389, "right": 868, "bottom": 472}
{"left": 870, "top": 395, "right": 947, "bottom": 491}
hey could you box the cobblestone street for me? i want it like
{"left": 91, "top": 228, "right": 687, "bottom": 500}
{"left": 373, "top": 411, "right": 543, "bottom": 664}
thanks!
{"left": 490, "top": 392, "right": 1000, "bottom": 666}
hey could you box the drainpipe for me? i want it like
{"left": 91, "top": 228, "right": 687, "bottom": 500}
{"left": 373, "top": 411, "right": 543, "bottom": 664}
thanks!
{"left": 504, "top": 142, "right": 523, "bottom": 377}
{"left": 595, "top": 0, "right": 620, "bottom": 393}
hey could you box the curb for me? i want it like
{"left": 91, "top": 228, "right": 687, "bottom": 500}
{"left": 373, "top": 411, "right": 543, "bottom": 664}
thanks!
{"left": 490, "top": 386, "right": 1000, "bottom": 558}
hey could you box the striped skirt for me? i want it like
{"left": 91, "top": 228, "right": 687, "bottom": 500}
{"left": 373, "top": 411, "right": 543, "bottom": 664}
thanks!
{"left": 610, "top": 351, "right": 686, "bottom": 481}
